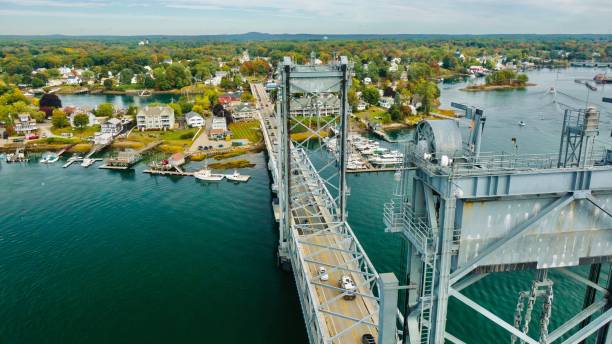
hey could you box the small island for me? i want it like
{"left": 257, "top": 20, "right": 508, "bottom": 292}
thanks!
{"left": 461, "top": 70, "right": 535, "bottom": 92}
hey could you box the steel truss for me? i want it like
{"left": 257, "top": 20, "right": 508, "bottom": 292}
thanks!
{"left": 385, "top": 120, "right": 612, "bottom": 344}
{"left": 277, "top": 56, "right": 400, "bottom": 344}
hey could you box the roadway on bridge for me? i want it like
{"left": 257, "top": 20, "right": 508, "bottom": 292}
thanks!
{"left": 252, "top": 83, "right": 379, "bottom": 344}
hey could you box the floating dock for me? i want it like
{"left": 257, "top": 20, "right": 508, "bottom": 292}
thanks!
{"left": 143, "top": 169, "right": 194, "bottom": 176}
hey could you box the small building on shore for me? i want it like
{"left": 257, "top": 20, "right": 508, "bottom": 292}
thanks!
{"left": 230, "top": 103, "right": 257, "bottom": 121}
{"left": 101, "top": 118, "right": 123, "bottom": 136}
{"left": 209, "top": 117, "right": 228, "bottom": 140}
{"left": 184, "top": 111, "right": 204, "bottom": 128}
{"left": 14, "top": 113, "right": 37, "bottom": 134}
{"left": 136, "top": 106, "right": 175, "bottom": 131}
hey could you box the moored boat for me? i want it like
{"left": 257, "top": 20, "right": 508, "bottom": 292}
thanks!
{"left": 225, "top": 170, "right": 250, "bottom": 182}
{"left": 194, "top": 168, "right": 225, "bottom": 181}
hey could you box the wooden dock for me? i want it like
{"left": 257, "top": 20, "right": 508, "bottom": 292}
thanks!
{"left": 143, "top": 169, "right": 194, "bottom": 176}
{"left": 99, "top": 164, "right": 131, "bottom": 170}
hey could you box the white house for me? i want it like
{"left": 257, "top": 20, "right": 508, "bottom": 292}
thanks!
{"left": 356, "top": 101, "right": 368, "bottom": 111}
{"left": 209, "top": 117, "right": 228, "bottom": 140}
{"left": 136, "top": 106, "right": 175, "bottom": 131}
{"left": 184, "top": 111, "right": 204, "bottom": 128}
{"left": 14, "top": 113, "right": 37, "bottom": 133}
{"left": 66, "top": 76, "right": 81, "bottom": 85}
{"left": 69, "top": 112, "right": 97, "bottom": 127}
{"left": 378, "top": 97, "right": 394, "bottom": 109}
{"left": 230, "top": 103, "right": 258, "bottom": 121}
{"left": 363, "top": 77, "right": 372, "bottom": 85}
{"left": 101, "top": 118, "right": 123, "bottom": 136}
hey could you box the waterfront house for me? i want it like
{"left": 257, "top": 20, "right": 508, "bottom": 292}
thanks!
{"left": 209, "top": 117, "right": 228, "bottom": 140}
{"left": 169, "top": 152, "right": 185, "bottom": 167}
{"left": 363, "top": 77, "right": 372, "bottom": 85}
{"left": 378, "top": 97, "right": 394, "bottom": 109}
{"left": 230, "top": 103, "right": 258, "bottom": 121}
{"left": 356, "top": 101, "right": 368, "bottom": 111}
{"left": 101, "top": 118, "right": 123, "bottom": 136}
{"left": 14, "top": 113, "right": 37, "bottom": 134}
{"left": 136, "top": 106, "right": 175, "bottom": 131}
{"left": 184, "top": 112, "right": 204, "bottom": 128}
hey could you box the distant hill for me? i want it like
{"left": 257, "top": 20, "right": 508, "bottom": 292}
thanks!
{"left": 0, "top": 32, "right": 610, "bottom": 42}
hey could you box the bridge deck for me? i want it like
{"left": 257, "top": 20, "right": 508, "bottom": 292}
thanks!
{"left": 252, "top": 83, "right": 381, "bottom": 344}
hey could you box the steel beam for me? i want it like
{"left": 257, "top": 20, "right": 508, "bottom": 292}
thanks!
{"left": 449, "top": 288, "right": 539, "bottom": 344}
{"left": 547, "top": 299, "right": 607, "bottom": 342}
{"left": 450, "top": 193, "right": 575, "bottom": 285}
{"left": 561, "top": 308, "right": 612, "bottom": 344}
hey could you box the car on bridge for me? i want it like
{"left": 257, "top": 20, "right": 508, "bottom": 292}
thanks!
{"left": 318, "top": 266, "right": 329, "bottom": 281}
{"left": 339, "top": 275, "right": 356, "bottom": 300}
{"left": 361, "top": 333, "right": 376, "bottom": 344}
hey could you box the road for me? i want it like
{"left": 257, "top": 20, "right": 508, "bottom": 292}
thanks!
{"left": 251, "top": 82, "right": 380, "bottom": 344}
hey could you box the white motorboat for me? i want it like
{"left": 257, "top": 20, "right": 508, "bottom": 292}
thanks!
{"left": 226, "top": 170, "right": 250, "bottom": 182}
{"left": 40, "top": 152, "right": 60, "bottom": 164}
{"left": 194, "top": 168, "right": 225, "bottom": 181}
{"left": 518, "top": 121, "right": 527, "bottom": 127}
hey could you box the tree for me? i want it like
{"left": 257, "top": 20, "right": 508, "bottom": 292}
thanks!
{"left": 192, "top": 104, "right": 204, "bottom": 114}
{"left": 126, "top": 105, "right": 138, "bottom": 118}
{"left": 103, "top": 79, "right": 114, "bottom": 90}
{"left": 240, "top": 92, "right": 254, "bottom": 103}
{"left": 362, "top": 86, "right": 380, "bottom": 106}
{"left": 39, "top": 93, "right": 62, "bottom": 118}
{"left": 414, "top": 79, "right": 439, "bottom": 114}
{"left": 169, "top": 103, "right": 183, "bottom": 117}
{"left": 73, "top": 113, "right": 89, "bottom": 129}
{"left": 143, "top": 75, "right": 155, "bottom": 89}
{"left": 165, "top": 64, "right": 191, "bottom": 89}
{"left": 51, "top": 109, "right": 68, "bottom": 128}
{"left": 31, "top": 77, "right": 46, "bottom": 88}
{"left": 517, "top": 73, "right": 529, "bottom": 84}
{"left": 389, "top": 104, "right": 402, "bottom": 121}
{"left": 96, "top": 103, "right": 114, "bottom": 117}
{"left": 119, "top": 68, "right": 134, "bottom": 85}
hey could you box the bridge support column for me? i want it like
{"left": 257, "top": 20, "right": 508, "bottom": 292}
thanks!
{"left": 379, "top": 273, "right": 399, "bottom": 344}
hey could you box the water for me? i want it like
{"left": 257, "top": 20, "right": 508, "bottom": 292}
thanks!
{"left": 59, "top": 93, "right": 180, "bottom": 109}
{"left": 1, "top": 68, "right": 611, "bottom": 343}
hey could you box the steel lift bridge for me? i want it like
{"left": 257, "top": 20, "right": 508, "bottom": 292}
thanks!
{"left": 267, "top": 55, "right": 402, "bottom": 344}
{"left": 384, "top": 103, "right": 612, "bottom": 344}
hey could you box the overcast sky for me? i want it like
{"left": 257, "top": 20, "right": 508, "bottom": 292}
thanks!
{"left": 0, "top": 0, "right": 610, "bottom": 35}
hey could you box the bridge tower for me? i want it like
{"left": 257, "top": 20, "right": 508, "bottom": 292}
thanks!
{"left": 385, "top": 107, "right": 612, "bottom": 344}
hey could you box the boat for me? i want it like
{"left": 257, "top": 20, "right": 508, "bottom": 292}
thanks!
{"left": 518, "top": 121, "right": 527, "bottom": 127}
{"left": 225, "top": 170, "right": 250, "bottom": 182}
{"left": 6, "top": 149, "right": 28, "bottom": 163}
{"left": 40, "top": 152, "right": 59, "bottom": 164}
{"left": 194, "top": 168, "right": 225, "bottom": 181}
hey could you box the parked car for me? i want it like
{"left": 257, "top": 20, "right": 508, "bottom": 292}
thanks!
{"left": 25, "top": 134, "right": 39, "bottom": 140}
{"left": 12, "top": 137, "right": 24, "bottom": 143}
{"left": 361, "top": 333, "right": 376, "bottom": 344}
{"left": 338, "top": 275, "right": 356, "bottom": 300}
{"left": 318, "top": 266, "right": 329, "bottom": 281}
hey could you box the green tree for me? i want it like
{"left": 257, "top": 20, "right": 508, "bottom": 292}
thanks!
{"left": 73, "top": 113, "right": 89, "bottom": 129}
{"left": 126, "top": 105, "right": 138, "bottom": 118}
{"left": 165, "top": 64, "right": 191, "bottom": 89}
{"left": 103, "top": 79, "right": 114, "bottom": 90}
{"left": 362, "top": 86, "right": 380, "bottom": 106}
{"left": 169, "top": 103, "right": 183, "bottom": 117}
{"left": 96, "top": 103, "right": 114, "bottom": 117}
{"left": 414, "top": 79, "right": 439, "bottom": 114}
{"left": 51, "top": 109, "right": 68, "bottom": 128}
{"left": 517, "top": 74, "right": 529, "bottom": 84}
{"left": 119, "top": 68, "right": 134, "bottom": 85}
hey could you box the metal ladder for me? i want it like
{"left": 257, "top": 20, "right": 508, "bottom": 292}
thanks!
{"left": 420, "top": 245, "right": 437, "bottom": 344}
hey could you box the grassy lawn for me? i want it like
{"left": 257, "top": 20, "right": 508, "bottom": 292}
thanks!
{"left": 355, "top": 106, "right": 391, "bottom": 124}
{"left": 229, "top": 120, "right": 262, "bottom": 144}
{"left": 130, "top": 128, "right": 197, "bottom": 142}
{"left": 51, "top": 125, "right": 101, "bottom": 139}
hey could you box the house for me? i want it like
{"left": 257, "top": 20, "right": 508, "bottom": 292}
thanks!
{"left": 69, "top": 112, "right": 97, "bottom": 128}
{"left": 356, "top": 101, "right": 368, "bottom": 111}
{"left": 14, "top": 113, "right": 37, "bottom": 134}
{"left": 136, "top": 106, "right": 175, "bottom": 131}
{"left": 218, "top": 93, "right": 241, "bottom": 106}
{"left": 378, "top": 97, "right": 394, "bottom": 109}
{"left": 363, "top": 77, "right": 372, "bottom": 85}
{"left": 169, "top": 152, "right": 185, "bottom": 167}
{"left": 209, "top": 117, "right": 228, "bottom": 140}
{"left": 184, "top": 112, "right": 205, "bottom": 128}
{"left": 66, "top": 76, "right": 81, "bottom": 85}
{"left": 230, "top": 103, "right": 258, "bottom": 121}
{"left": 101, "top": 118, "right": 123, "bottom": 136}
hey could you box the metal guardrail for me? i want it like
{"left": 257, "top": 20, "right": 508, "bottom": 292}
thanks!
{"left": 406, "top": 142, "right": 610, "bottom": 178}
{"left": 383, "top": 200, "right": 433, "bottom": 255}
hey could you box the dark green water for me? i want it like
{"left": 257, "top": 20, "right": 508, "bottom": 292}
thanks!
{"left": 1, "top": 68, "right": 610, "bottom": 343}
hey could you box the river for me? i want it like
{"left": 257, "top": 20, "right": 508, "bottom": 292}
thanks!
{"left": 1, "top": 67, "right": 610, "bottom": 343}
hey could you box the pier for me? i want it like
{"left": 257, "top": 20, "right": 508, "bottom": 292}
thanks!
{"left": 99, "top": 141, "right": 162, "bottom": 170}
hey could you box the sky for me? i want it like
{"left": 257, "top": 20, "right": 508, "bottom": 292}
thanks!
{"left": 0, "top": 0, "right": 610, "bottom": 35}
